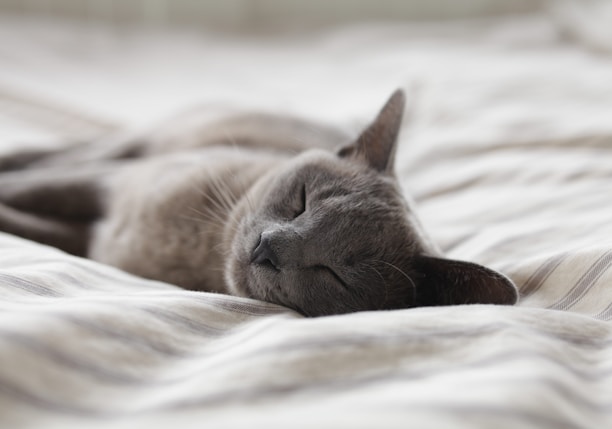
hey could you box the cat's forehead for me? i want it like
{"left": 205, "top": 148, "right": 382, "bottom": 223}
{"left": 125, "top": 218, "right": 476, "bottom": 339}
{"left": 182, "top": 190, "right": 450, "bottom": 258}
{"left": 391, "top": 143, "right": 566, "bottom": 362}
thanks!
{"left": 289, "top": 150, "right": 391, "bottom": 190}
{"left": 316, "top": 192, "right": 419, "bottom": 254}
{"left": 291, "top": 151, "right": 420, "bottom": 248}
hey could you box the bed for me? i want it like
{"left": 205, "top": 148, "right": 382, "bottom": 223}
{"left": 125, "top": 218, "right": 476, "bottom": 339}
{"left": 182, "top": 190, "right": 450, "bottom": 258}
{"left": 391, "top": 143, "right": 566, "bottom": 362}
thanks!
{"left": 1, "top": 4, "right": 612, "bottom": 428}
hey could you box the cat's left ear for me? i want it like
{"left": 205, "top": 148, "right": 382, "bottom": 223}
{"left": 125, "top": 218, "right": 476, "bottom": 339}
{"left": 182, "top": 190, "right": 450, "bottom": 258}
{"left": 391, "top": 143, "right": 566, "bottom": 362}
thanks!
{"left": 338, "top": 89, "right": 405, "bottom": 174}
{"left": 412, "top": 256, "right": 519, "bottom": 306}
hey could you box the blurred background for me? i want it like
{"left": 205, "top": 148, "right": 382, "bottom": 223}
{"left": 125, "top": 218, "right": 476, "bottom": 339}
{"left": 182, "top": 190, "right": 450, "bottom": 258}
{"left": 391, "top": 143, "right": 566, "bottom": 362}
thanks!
{"left": 0, "top": 1, "right": 548, "bottom": 33}
{"left": 0, "top": 0, "right": 611, "bottom": 150}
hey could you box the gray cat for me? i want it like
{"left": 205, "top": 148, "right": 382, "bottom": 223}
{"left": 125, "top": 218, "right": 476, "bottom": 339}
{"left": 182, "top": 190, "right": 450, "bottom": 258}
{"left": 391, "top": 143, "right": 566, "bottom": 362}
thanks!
{"left": 0, "top": 90, "right": 517, "bottom": 316}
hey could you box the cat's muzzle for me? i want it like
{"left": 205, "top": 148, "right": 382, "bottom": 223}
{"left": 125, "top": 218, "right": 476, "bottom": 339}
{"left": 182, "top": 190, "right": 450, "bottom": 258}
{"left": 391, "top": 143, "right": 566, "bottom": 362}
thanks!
{"left": 251, "top": 233, "right": 280, "bottom": 271}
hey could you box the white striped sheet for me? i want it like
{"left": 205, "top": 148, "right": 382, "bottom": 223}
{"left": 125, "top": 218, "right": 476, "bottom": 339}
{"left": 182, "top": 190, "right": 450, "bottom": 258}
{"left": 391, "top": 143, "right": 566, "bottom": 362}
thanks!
{"left": 85, "top": 402, "right": 594, "bottom": 429}
{"left": 400, "top": 139, "right": 612, "bottom": 190}
{"left": 1, "top": 306, "right": 610, "bottom": 428}
{"left": 0, "top": 292, "right": 288, "bottom": 321}
{"left": 1, "top": 217, "right": 605, "bottom": 421}
{"left": 548, "top": 250, "right": 612, "bottom": 312}
{"left": 450, "top": 222, "right": 612, "bottom": 271}
{"left": 417, "top": 182, "right": 611, "bottom": 232}
{"left": 512, "top": 248, "right": 612, "bottom": 312}
{"left": 470, "top": 223, "right": 612, "bottom": 264}
{"left": 595, "top": 304, "right": 612, "bottom": 322}
{"left": 506, "top": 252, "right": 569, "bottom": 298}
{"left": 2, "top": 305, "right": 610, "bottom": 383}
{"left": 0, "top": 295, "right": 293, "bottom": 411}
{"left": 0, "top": 236, "right": 172, "bottom": 296}
{"left": 0, "top": 315, "right": 301, "bottom": 412}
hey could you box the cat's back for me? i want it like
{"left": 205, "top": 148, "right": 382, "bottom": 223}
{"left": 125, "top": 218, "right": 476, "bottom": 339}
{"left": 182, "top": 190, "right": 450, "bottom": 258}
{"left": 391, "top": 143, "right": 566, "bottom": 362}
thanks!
{"left": 144, "top": 109, "right": 352, "bottom": 155}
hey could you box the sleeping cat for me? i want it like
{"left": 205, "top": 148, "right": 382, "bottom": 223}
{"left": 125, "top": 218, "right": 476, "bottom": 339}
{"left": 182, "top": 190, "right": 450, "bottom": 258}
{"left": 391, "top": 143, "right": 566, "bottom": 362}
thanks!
{"left": 0, "top": 89, "right": 518, "bottom": 316}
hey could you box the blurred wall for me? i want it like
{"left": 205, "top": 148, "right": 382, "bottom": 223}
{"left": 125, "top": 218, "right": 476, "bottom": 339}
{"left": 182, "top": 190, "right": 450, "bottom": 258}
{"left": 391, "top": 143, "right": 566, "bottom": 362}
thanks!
{"left": 0, "top": 0, "right": 546, "bottom": 32}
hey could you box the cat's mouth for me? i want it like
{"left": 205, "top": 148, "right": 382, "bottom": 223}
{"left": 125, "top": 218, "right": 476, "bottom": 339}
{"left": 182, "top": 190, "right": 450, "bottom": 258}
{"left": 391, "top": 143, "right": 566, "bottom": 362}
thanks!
{"left": 245, "top": 236, "right": 301, "bottom": 310}
{"left": 238, "top": 233, "right": 279, "bottom": 298}
{"left": 246, "top": 266, "right": 307, "bottom": 315}
{"left": 231, "top": 225, "right": 305, "bottom": 314}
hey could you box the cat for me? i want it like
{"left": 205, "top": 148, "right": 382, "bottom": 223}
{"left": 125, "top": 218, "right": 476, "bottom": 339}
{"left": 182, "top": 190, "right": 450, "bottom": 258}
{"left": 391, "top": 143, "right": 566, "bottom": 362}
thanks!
{"left": 0, "top": 89, "right": 518, "bottom": 316}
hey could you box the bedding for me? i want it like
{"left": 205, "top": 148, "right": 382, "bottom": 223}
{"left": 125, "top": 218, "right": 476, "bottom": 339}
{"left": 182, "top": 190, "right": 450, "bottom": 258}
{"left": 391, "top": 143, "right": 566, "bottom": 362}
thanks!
{"left": 1, "top": 6, "right": 612, "bottom": 429}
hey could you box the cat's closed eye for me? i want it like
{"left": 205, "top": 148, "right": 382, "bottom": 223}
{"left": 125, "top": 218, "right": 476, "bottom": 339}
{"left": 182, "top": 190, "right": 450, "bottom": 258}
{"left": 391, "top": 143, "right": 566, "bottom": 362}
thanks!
{"left": 292, "top": 183, "right": 307, "bottom": 219}
{"left": 315, "top": 265, "right": 348, "bottom": 291}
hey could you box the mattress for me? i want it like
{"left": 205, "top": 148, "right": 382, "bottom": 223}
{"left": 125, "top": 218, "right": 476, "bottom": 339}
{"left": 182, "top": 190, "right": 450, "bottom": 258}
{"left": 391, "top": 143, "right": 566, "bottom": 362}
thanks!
{"left": 1, "top": 5, "right": 612, "bottom": 428}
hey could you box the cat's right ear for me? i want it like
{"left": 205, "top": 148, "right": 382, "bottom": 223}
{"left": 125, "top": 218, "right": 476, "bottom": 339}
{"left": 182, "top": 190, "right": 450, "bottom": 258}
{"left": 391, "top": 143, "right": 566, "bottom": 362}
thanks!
{"left": 412, "top": 256, "right": 519, "bottom": 307}
{"left": 338, "top": 89, "right": 405, "bottom": 174}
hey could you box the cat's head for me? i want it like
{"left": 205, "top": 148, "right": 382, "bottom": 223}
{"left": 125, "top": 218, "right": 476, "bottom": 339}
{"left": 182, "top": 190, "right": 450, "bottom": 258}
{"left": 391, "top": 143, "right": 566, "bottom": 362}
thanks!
{"left": 225, "top": 89, "right": 518, "bottom": 316}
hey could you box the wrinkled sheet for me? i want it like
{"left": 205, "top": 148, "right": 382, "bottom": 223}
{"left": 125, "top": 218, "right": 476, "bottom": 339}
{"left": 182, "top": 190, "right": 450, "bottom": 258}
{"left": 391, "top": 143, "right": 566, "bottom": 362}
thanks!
{"left": 1, "top": 8, "right": 612, "bottom": 429}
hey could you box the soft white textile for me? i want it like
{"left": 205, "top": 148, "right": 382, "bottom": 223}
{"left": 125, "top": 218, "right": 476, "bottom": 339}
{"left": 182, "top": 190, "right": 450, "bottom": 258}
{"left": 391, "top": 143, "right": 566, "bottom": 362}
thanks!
{"left": 1, "top": 8, "right": 612, "bottom": 428}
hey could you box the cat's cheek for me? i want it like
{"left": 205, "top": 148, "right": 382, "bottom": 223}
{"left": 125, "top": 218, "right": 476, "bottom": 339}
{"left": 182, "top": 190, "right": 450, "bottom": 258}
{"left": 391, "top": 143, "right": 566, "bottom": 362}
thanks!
{"left": 223, "top": 211, "right": 257, "bottom": 298}
{"left": 224, "top": 256, "right": 248, "bottom": 297}
{"left": 225, "top": 234, "right": 270, "bottom": 300}
{"left": 223, "top": 234, "right": 252, "bottom": 298}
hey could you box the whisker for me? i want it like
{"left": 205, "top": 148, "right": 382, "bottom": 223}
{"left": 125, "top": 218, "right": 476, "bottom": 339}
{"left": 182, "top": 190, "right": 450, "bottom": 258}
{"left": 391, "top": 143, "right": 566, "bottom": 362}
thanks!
{"left": 232, "top": 170, "right": 255, "bottom": 212}
{"left": 374, "top": 259, "right": 417, "bottom": 304}
{"left": 226, "top": 147, "right": 257, "bottom": 213}
{"left": 212, "top": 242, "right": 230, "bottom": 255}
{"left": 186, "top": 206, "right": 225, "bottom": 228}
{"left": 178, "top": 214, "right": 212, "bottom": 226}
{"left": 190, "top": 174, "right": 232, "bottom": 214}
{"left": 202, "top": 184, "right": 232, "bottom": 216}
{"left": 208, "top": 175, "right": 233, "bottom": 213}
{"left": 188, "top": 181, "right": 228, "bottom": 216}
{"left": 217, "top": 171, "right": 239, "bottom": 207}
{"left": 363, "top": 262, "right": 389, "bottom": 310}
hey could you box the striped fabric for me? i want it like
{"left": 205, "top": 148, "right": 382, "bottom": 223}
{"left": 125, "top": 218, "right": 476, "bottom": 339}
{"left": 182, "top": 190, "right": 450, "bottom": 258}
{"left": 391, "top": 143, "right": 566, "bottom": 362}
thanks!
{"left": 1, "top": 236, "right": 611, "bottom": 428}
{"left": 1, "top": 8, "right": 612, "bottom": 428}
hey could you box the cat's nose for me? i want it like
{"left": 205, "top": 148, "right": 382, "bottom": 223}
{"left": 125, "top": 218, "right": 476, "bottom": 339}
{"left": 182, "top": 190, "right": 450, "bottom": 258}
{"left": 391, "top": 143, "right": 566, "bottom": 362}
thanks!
{"left": 251, "top": 233, "right": 280, "bottom": 270}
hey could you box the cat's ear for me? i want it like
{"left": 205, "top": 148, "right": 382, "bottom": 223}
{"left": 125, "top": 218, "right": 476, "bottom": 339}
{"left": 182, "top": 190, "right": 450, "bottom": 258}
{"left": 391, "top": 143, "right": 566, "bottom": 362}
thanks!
{"left": 338, "top": 89, "right": 405, "bottom": 173}
{"left": 413, "top": 256, "right": 518, "bottom": 306}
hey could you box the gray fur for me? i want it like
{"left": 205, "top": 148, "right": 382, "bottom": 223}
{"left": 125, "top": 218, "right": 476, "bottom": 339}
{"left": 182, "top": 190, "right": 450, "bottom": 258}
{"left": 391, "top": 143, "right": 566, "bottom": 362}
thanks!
{"left": 0, "top": 90, "right": 518, "bottom": 316}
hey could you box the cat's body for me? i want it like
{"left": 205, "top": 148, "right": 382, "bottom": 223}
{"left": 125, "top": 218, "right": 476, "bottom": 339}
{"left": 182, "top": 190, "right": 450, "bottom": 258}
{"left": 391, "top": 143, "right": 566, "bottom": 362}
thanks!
{"left": 89, "top": 113, "right": 348, "bottom": 294}
{"left": 0, "top": 90, "right": 518, "bottom": 316}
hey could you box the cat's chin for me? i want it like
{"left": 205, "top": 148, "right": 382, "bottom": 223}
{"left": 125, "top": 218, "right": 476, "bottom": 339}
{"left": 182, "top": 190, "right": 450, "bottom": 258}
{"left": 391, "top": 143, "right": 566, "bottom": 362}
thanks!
{"left": 228, "top": 256, "right": 299, "bottom": 311}
{"left": 224, "top": 263, "right": 249, "bottom": 299}
{"left": 223, "top": 248, "right": 274, "bottom": 302}
{"left": 245, "top": 264, "right": 280, "bottom": 301}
